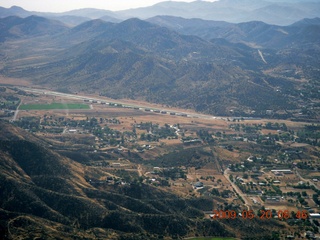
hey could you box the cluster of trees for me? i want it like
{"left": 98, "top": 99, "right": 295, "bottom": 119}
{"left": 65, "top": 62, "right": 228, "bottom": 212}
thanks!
{"left": 0, "top": 95, "right": 20, "bottom": 110}
{"left": 138, "top": 122, "right": 177, "bottom": 141}
{"left": 197, "top": 130, "right": 214, "bottom": 143}
{"left": 14, "top": 117, "right": 40, "bottom": 132}
{"left": 313, "top": 194, "right": 320, "bottom": 205}
{"left": 93, "top": 125, "right": 122, "bottom": 145}
{"left": 296, "top": 162, "right": 316, "bottom": 170}
{"left": 229, "top": 123, "right": 261, "bottom": 133}
{"left": 264, "top": 122, "right": 288, "bottom": 131}
{"left": 297, "top": 124, "right": 320, "bottom": 146}
{"left": 158, "top": 167, "right": 186, "bottom": 180}
{"left": 286, "top": 189, "right": 320, "bottom": 206}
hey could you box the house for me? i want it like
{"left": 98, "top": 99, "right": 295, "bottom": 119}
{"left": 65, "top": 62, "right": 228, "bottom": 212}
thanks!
{"left": 271, "top": 169, "right": 292, "bottom": 174}
{"left": 305, "top": 231, "right": 315, "bottom": 239}
{"left": 236, "top": 177, "right": 244, "bottom": 183}
{"left": 183, "top": 139, "right": 202, "bottom": 145}
{"left": 309, "top": 213, "right": 320, "bottom": 219}
{"left": 266, "top": 110, "right": 273, "bottom": 115}
{"left": 247, "top": 156, "right": 254, "bottom": 162}
{"left": 193, "top": 182, "right": 204, "bottom": 189}
{"left": 106, "top": 176, "right": 113, "bottom": 184}
{"left": 249, "top": 190, "right": 263, "bottom": 195}
{"left": 266, "top": 196, "right": 281, "bottom": 202}
{"left": 273, "top": 171, "right": 283, "bottom": 176}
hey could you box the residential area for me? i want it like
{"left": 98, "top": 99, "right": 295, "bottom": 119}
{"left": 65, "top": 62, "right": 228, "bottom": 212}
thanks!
{"left": 1, "top": 85, "right": 320, "bottom": 238}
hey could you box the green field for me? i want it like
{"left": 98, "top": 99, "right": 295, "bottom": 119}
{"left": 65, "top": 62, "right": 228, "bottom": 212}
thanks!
{"left": 19, "top": 103, "right": 90, "bottom": 110}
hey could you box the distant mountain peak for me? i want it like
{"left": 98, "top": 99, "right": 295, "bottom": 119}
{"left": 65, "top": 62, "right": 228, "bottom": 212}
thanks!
{"left": 291, "top": 17, "right": 320, "bottom": 26}
{"left": 10, "top": 5, "right": 25, "bottom": 10}
{"left": 71, "top": 18, "right": 113, "bottom": 33}
{"left": 118, "top": 17, "right": 155, "bottom": 29}
{"left": 25, "top": 15, "right": 47, "bottom": 21}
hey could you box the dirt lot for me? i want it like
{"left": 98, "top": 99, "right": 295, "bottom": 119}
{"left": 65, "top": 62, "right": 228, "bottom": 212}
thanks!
{"left": 0, "top": 76, "right": 32, "bottom": 86}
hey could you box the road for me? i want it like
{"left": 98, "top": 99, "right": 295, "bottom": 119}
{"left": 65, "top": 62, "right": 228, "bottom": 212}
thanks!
{"left": 12, "top": 100, "right": 22, "bottom": 121}
{"left": 295, "top": 168, "right": 319, "bottom": 191}
{"left": 137, "top": 164, "right": 143, "bottom": 177}
{"left": 224, "top": 169, "right": 252, "bottom": 210}
{"left": 17, "top": 87, "right": 222, "bottom": 121}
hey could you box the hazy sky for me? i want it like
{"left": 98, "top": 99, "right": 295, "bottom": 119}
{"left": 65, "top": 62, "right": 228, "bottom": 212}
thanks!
{"left": 2, "top": 0, "right": 219, "bottom": 12}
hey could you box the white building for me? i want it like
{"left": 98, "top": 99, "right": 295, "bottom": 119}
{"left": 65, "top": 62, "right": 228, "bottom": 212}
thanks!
{"left": 310, "top": 213, "right": 320, "bottom": 219}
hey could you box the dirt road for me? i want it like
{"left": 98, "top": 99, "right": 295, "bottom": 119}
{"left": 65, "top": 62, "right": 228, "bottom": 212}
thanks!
{"left": 224, "top": 169, "right": 252, "bottom": 210}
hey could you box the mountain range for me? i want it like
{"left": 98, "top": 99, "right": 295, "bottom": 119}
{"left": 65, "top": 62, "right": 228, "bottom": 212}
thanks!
{"left": 1, "top": 0, "right": 320, "bottom": 26}
{"left": 118, "top": 0, "right": 320, "bottom": 25}
{"left": 0, "top": 14, "right": 319, "bottom": 116}
{"left": 148, "top": 16, "right": 320, "bottom": 49}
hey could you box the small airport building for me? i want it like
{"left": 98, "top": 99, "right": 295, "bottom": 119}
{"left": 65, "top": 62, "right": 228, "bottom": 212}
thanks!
{"left": 309, "top": 213, "right": 320, "bottom": 219}
{"left": 271, "top": 169, "right": 292, "bottom": 174}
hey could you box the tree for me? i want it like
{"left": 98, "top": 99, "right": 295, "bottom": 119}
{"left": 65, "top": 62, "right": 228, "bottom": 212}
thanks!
{"left": 229, "top": 174, "right": 234, "bottom": 182}
{"left": 211, "top": 188, "right": 220, "bottom": 196}
{"left": 140, "top": 133, "right": 146, "bottom": 141}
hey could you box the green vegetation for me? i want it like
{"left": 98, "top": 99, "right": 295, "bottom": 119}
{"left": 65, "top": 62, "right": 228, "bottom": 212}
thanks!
{"left": 0, "top": 95, "right": 20, "bottom": 110}
{"left": 19, "top": 103, "right": 89, "bottom": 110}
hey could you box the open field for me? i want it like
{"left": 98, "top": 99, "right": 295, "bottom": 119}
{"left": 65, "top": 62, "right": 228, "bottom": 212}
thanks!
{"left": 0, "top": 76, "right": 32, "bottom": 86}
{"left": 19, "top": 103, "right": 90, "bottom": 110}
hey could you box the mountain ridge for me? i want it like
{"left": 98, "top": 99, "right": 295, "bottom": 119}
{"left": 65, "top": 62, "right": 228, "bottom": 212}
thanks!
{"left": 0, "top": 15, "right": 68, "bottom": 42}
{"left": 1, "top": 0, "right": 320, "bottom": 26}
{"left": 0, "top": 16, "right": 319, "bottom": 116}
{"left": 148, "top": 15, "right": 320, "bottom": 49}
{"left": 117, "top": 0, "right": 320, "bottom": 25}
